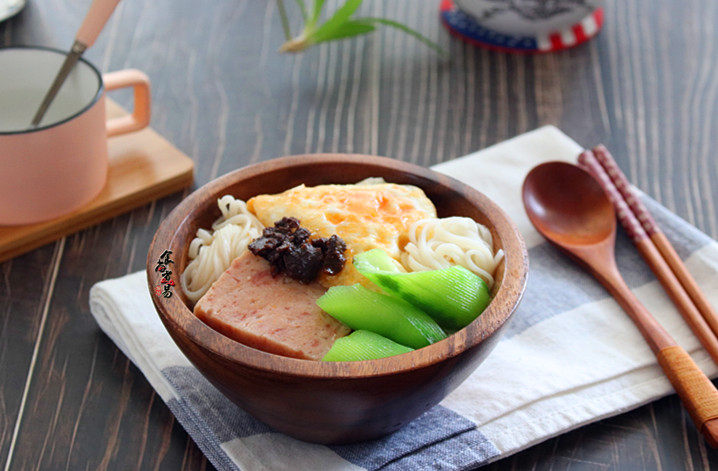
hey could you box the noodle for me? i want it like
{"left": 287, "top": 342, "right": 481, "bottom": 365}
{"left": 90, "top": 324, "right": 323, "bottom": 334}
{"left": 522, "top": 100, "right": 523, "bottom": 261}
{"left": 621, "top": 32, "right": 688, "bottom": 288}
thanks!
{"left": 401, "top": 217, "right": 504, "bottom": 288}
{"left": 181, "top": 195, "right": 264, "bottom": 302}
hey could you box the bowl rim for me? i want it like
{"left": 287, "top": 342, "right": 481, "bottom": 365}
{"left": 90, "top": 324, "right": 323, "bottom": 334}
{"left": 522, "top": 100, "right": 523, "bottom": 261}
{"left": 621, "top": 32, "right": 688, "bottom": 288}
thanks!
{"left": 147, "top": 154, "right": 528, "bottom": 379}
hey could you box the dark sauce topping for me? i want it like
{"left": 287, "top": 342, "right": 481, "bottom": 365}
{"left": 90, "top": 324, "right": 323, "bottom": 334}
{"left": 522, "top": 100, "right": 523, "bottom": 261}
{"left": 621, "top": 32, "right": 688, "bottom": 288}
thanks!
{"left": 248, "top": 217, "right": 347, "bottom": 283}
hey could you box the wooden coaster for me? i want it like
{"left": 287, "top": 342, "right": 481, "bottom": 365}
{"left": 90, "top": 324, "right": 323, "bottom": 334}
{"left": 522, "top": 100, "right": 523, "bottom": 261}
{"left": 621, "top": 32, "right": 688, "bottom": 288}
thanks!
{"left": 0, "top": 99, "right": 194, "bottom": 263}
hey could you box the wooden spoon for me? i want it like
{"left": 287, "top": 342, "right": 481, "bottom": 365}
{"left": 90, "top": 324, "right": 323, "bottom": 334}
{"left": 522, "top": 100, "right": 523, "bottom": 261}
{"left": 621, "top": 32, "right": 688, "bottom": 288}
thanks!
{"left": 522, "top": 161, "right": 718, "bottom": 447}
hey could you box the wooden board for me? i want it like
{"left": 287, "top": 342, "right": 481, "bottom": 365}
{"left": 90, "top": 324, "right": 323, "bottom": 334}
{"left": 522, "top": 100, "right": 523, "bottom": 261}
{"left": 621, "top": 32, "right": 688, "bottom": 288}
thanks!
{"left": 0, "top": 100, "right": 194, "bottom": 263}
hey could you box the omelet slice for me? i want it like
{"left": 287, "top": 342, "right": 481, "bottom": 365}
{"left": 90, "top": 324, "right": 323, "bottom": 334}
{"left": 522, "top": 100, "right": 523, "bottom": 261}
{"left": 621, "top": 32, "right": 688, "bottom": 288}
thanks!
{"left": 247, "top": 182, "right": 437, "bottom": 288}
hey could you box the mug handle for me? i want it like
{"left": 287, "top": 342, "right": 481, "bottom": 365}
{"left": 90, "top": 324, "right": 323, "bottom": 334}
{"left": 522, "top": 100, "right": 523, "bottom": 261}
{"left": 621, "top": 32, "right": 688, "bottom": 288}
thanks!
{"left": 103, "top": 69, "right": 151, "bottom": 137}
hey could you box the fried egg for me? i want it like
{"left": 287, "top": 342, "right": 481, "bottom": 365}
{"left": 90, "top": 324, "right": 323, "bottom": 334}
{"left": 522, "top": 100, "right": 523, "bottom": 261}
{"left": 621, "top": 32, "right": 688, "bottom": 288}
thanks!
{"left": 247, "top": 181, "right": 437, "bottom": 287}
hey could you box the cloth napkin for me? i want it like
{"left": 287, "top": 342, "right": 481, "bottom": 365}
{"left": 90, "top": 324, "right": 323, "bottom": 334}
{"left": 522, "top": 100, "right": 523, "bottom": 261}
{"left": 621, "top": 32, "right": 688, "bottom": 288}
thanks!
{"left": 89, "top": 126, "right": 718, "bottom": 470}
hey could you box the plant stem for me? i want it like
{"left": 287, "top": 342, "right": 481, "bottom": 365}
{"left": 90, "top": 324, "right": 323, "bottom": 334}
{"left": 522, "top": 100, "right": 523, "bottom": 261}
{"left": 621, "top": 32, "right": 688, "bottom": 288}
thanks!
{"left": 277, "top": 0, "right": 292, "bottom": 41}
{"left": 295, "top": 0, "right": 308, "bottom": 20}
{"left": 357, "top": 17, "right": 447, "bottom": 56}
{"left": 279, "top": 32, "right": 311, "bottom": 52}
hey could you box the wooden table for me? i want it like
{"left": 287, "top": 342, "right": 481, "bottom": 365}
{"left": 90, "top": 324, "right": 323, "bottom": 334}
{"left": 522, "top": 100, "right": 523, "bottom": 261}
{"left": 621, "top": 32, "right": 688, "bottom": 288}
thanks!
{"left": 2, "top": 1, "right": 717, "bottom": 469}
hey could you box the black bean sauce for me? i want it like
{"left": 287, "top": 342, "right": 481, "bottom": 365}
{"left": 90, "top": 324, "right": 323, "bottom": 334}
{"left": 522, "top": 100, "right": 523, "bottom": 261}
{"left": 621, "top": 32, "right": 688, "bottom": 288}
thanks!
{"left": 248, "top": 217, "right": 347, "bottom": 283}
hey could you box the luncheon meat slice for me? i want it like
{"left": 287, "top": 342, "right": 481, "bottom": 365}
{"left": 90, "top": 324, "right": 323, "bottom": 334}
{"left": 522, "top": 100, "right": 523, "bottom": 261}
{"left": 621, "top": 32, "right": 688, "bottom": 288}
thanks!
{"left": 194, "top": 252, "right": 350, "bottom": 360}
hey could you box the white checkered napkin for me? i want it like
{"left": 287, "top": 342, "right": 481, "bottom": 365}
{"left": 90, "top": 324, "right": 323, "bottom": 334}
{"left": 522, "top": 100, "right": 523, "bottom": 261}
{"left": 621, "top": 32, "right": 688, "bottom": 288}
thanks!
{"left": 90, "top": 126, "right": 718, "bottom": 470}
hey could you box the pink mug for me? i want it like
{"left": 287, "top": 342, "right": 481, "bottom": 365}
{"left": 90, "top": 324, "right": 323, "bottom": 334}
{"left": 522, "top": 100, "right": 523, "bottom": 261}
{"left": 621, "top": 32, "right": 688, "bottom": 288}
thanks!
{"left": 0, "top": 46, "right": 151, "bottom": 225}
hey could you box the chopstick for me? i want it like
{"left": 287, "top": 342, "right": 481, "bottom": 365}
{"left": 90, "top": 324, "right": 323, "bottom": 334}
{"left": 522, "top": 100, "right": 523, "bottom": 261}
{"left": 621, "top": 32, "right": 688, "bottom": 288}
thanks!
{"left": 591, "top": 144, "right": 718, "bottom": 339}
{"left": 578, "top": 148, "right": 718, "bottom": 366}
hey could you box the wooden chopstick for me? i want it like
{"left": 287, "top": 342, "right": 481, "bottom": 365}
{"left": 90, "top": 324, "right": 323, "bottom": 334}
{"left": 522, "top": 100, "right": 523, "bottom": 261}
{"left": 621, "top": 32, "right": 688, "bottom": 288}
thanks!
{"left": 591, "top": 144, "right": 718, "bottom": 340}
{"left": 578, "top": 150, "right": 718, "bottom": 366}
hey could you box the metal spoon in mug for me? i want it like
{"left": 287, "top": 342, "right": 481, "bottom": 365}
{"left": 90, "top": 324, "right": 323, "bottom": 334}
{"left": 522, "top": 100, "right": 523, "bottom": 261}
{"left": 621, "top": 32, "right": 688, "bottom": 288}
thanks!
{"left": 31, "top": 0, "right": 122, "bottom": 127}
{"left": 522, "top": 161, "right": 718, "bottom": 448}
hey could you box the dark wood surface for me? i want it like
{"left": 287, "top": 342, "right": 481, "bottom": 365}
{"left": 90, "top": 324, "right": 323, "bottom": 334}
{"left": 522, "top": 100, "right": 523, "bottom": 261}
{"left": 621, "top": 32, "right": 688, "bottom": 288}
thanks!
{"left": 1, "top": 0, "right": 717, "bottom": 469}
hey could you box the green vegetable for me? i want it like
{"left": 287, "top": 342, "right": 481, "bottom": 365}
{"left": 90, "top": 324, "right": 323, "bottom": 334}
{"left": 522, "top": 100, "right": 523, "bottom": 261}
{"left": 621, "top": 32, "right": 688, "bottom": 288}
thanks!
{"left": 317, "top": 284, "right": 446, "bottom": 349}
{"left": 322, "top": 330, "right": 413, "bottom": 362}
{"left": 354, "top": 249, "right": 491, "bottom": 331}
{"left": 354, "top": 246, "right": 404, "bottom": 272}
{"left": 276, "top": 0, "right": 446, "bottom": 55}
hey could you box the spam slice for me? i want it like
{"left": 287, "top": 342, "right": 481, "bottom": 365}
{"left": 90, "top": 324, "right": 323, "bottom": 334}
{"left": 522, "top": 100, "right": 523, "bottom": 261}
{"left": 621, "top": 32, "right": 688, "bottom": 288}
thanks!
{"left": 194, "top": 252, "right": 350, "bottom": 360}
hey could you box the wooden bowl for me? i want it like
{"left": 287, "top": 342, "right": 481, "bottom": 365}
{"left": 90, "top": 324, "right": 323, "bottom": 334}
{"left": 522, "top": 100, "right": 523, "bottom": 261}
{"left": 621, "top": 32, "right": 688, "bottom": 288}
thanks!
{"left": 147, "top": 154, "right": 528, "bottom": 444}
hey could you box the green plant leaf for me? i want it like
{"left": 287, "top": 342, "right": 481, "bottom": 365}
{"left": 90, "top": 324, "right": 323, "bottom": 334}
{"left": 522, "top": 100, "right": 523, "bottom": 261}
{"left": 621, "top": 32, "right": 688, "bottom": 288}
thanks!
{"left": 294, "top": 0, "right": 308, "bottom": 21}
{"left": 278, "top": 0, "right": 292, "bottom": 40}
{"left": 311, "top": 19, "right": 375, "bottom": 43}
{"left": 309, "top": 0, "right": 326, "bottom": 28}
{"left": 357, "top": 17, "right": 447, "bottom": 56}
{"left": 279, "top": 0, "right": 447, "bottom": 56}
{"left": 309, "top": 0, "right": 364, "bottom": 43}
